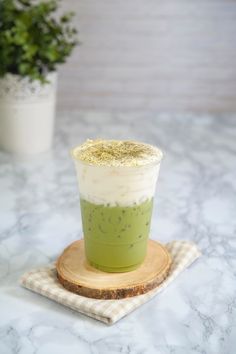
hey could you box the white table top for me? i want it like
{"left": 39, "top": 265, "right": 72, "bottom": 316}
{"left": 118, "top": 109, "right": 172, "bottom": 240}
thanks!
{"left": 0, "top": 112, "right": 235, "bottom": 354}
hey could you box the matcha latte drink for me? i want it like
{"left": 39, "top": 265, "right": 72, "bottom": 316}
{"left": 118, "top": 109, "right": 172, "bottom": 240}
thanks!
{"left": 71, "top": 140, "right": 163, "bottom": 272}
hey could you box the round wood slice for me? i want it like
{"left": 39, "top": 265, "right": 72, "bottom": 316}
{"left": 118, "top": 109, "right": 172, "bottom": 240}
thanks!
{"left": 56, "top": 239, "right": 172, "bottom": 300}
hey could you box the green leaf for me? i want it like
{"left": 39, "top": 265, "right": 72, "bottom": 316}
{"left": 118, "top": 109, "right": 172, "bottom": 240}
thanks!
{"left": 19, "top": 62, "right": 30, "bottom": 74}
{"left": 45, "top": 47, "right": 59, "bottom": 61}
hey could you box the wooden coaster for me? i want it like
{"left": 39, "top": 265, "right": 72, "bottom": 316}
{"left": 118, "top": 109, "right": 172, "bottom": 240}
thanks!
{"left": 56, "top": 239, "right": 172, "bottom": 300}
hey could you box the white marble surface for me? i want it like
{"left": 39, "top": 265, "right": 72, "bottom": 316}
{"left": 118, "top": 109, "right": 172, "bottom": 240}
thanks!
{"left": 0, "top": 112, "right": 236, "bottom": 354}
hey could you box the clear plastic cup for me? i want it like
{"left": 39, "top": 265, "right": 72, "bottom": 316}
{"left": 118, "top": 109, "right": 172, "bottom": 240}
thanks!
{"left": 71, "top": 141, "right": 162, "bottom": 272}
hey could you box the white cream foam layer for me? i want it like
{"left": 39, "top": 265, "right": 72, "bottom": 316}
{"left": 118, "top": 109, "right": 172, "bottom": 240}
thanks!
{"left": 72, "top": 139, "right": 163, "bottom": 167}
{"left": 74, "top": 161, "right": 161, "bottom": 206}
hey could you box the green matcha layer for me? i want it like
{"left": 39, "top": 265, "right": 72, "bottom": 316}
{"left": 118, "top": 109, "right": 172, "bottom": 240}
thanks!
{"left": 80, "top": 198, "right": 153, "bottom": 272}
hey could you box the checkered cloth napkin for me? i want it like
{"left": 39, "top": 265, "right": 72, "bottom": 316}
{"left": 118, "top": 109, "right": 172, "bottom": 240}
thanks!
{"left": 20, "top": 240, "right": 201, "bottom": 325}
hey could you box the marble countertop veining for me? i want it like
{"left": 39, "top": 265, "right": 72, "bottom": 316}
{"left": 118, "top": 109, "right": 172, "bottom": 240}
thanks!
{"left": 0, "top": 112, "right": 236, "bottom": 354}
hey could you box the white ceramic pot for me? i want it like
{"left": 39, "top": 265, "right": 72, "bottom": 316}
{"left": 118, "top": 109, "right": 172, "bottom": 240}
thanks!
{"left": 0, "top": 72, "right": 57, "bottom": 154}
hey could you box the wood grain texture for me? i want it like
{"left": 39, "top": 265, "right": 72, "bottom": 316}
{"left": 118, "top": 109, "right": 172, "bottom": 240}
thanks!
{"left": 58, "top": 0, "right": 236, "bottom": 112}
{"left": 56, "top": 239, "right": 172, "bottom": 299}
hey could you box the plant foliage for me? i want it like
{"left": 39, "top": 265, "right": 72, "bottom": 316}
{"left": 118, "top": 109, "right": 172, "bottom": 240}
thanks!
{"left": 0, "top": 0, "right": 78, "bottom": 82}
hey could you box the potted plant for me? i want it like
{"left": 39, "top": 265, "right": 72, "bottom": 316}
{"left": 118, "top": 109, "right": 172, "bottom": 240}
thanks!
{"left": 0, "top": 0, "right": 77, "bottom": 154}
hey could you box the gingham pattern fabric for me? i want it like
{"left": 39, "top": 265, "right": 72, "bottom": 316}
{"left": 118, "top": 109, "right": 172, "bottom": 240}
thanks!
{"left": 20, "top": 240, "right": 201, "bottom": 325}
